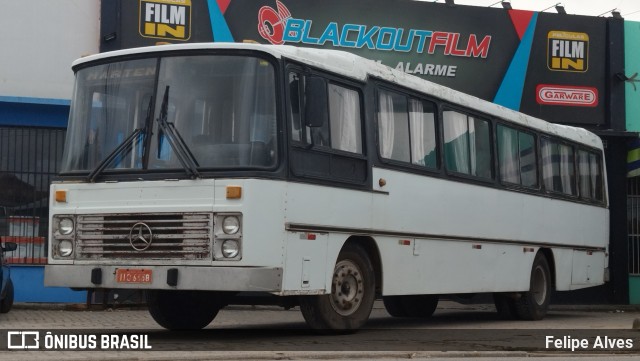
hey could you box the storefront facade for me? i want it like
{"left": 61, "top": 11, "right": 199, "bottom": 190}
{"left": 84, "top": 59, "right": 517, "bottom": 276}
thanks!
{"left": 0, "top": 0, "right": 100, "bottom": 302}
{"left": 1, "top": 0, "right": 639, "bottom": 303}
{"left": 103, "top": 0, "right": 633, "bottom": 303}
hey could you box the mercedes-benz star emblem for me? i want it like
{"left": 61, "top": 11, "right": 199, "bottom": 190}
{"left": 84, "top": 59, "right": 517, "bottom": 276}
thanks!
{"left": 129, "top": 222, "right": 153, "bottom": 251}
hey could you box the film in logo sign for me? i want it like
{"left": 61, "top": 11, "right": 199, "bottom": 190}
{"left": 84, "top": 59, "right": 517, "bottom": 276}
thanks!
{"left": 547, "top": 31, "right": 589, "bottom": 72}
{"left": 139, "top": 0, "right": 192, "bottom": 41}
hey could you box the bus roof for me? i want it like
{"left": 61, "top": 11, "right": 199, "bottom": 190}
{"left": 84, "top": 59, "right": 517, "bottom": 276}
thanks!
{"left": 74, "top": 42, "right": 603, "bottom": 150}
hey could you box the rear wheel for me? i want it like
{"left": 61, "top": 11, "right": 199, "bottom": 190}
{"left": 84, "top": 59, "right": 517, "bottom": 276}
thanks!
{"left": 515, "top": 253, "right": 552, "bottom": 320}
{"left": 0, "top": 279, "right": 14, "bottom": 314}
{"left": 493, "top": 293, "right": 518, "bottom": 320}
{"left": 383, "top": 295, "right": 439, "bottom": 318}
{"left": 401, "top": 295, "right": 439, "bottom": 318}
{"left": 300, "top": 243, "right": 376, "bottom": 332}
{"left": 383, "top": 296, "right": 407, "bottom": 317}
{"left": 147, "top": 290, "right": 223, "bottom": 330}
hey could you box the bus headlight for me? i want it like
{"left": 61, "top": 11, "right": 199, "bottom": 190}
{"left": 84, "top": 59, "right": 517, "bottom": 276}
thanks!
{"left": 221, "top": 240, "right": 240, "bottom": 258}
{"left": 59, "top": 217, "right": 75, "bottom": 235}
{"left": 222, "top": 216, "right": 240, "bottom": 234}
{"left": 58, "top": 240, "right": 74, "bottom": 257}
{"left": 214, "top": 213, "right": 241, "bottom": 260}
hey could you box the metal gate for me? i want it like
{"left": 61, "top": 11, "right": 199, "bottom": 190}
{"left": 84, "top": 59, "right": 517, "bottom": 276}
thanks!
{"left": 628, "top": 177, "right": 640, "bottom": 303}
{"left": 629, "top": 177, "right": 640, "bottom": 276}
{"left": 0, "top": 126, "right": 66, "bottom": 264}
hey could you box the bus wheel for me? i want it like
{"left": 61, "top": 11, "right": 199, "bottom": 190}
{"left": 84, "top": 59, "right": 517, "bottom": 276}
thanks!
{"left": 299, "top": 243, "right": 375, "bottom": 332}
{"left": 383, "top": 296, "right": 407, "bottom": 317}
{"left": 147, "top": 290, "right": 221, "bottom": 330}
{"left": 515, "top": 253, "right": 551, "bottom": 320}
{"left": 493, "top": 293, "right": 518, "bottom": 319}
{"left": 401, "top": 295, "right": 438, "bottom": 318}
{"left": 384, "top": 295, "right": 438, "bottom": 318}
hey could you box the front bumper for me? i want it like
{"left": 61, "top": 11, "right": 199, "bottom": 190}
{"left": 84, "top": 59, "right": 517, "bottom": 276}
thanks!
{"left": 45, "top": 265, "right": 283, "bottom": 292}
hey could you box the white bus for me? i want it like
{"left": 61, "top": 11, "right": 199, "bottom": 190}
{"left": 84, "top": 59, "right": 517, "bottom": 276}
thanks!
{"left": 45, "top": 43, "right": 608, "bottom": 331}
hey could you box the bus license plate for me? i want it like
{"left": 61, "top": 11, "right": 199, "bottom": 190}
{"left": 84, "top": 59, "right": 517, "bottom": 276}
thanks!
{"left": 115, "top": 269, "right": 152, "bottom": 284}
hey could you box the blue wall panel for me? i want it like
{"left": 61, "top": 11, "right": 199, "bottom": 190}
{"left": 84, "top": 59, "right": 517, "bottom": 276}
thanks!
{"left": 11, "top": 265, "right": 86, "bottom": 303}
{"left": 0, "top": 97, "right": 69, "bottom": 128}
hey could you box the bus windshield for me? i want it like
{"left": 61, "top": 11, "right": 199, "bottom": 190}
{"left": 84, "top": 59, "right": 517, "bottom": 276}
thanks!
{"left": 61, "top": 54, "right": 278, "bottom": 175}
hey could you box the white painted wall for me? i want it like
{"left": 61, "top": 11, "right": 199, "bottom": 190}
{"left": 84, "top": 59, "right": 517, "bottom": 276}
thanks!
{"left": 0, "top": 0, "right": 100, "bottom": 100}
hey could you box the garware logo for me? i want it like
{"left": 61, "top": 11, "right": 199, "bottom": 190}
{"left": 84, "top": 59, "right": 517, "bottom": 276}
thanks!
{"left": 547, "top": 31, "right": 589, "bottom": 72}
{"left": 139, "top": 0, "right": 192, "bottom": 41}
{"left": 536, "top": 84, "right": 598, "bottom": 107}
{"left": 257, "top": 1, "right": 491, "bottom": 58}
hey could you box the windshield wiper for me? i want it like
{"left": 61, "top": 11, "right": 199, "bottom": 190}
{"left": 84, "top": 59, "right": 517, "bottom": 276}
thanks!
{"left": 156, "top": 85, "right": 200, "bottom": 179}
{"left": 87, "top": 96, "right": 155, "bottom": 183}
{"left": 141, "top": 95, "right": 155, "bottom": 169}
{"left": 87, "top": 128, "right": 144, "bottom": 183}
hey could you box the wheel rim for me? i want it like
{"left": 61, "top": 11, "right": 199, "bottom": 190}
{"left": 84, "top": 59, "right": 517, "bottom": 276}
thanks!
{"left": 532, "top": 265, "right": 548, "bottom": 305}
{"left": 330, "top": 259, "right": 364, "bottom": 316}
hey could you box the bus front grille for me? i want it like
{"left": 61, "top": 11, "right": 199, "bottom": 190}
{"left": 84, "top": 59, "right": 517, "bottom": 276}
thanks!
{"left": 75, "top": 213, "right": 212, "bottom": 260}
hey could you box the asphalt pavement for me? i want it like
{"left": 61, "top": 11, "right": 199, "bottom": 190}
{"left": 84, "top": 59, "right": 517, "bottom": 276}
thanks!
{"left": 1, "top": 301, "right": 640, "bottom": 360}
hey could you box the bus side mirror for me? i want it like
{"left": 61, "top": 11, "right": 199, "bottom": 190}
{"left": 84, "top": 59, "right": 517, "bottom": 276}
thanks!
{"left": 304, "top": 76, "right": 328, "bottom": 128}
{"left": 2, "top": 242, "right": 17, "bottom": 253}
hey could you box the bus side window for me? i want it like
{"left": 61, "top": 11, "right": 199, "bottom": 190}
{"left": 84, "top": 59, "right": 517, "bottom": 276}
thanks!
{"left": 288, "top": 72, "right": 330, "bottom": 146}
{"left": 578, "top": 149, "right": 605, "bottom": 202}
{"left": 470, "top": 117, "right": 491, "bottom": 179}
{"left": 591, "top": 153, "right": 604, "bottom": 202}
{"left": 288, "top": 72, "right": 303, "bottom": 142}
{"left": 305, "top": 77, "right": 331, "bottom": 147}
{"left": 519, "top": 132, "right": 537, "bottom": 187}
{"left": 289, "top": 72, "right": 363, "bottom": 154}
{"left": 378, "top": 89, "right": 410, "bottom": 162}
{"left": 541, "top": 137, "right": 576, "bottom": 196}
{"left": 557, "top": 142, "right": 576, "bottom": 195}
{"left": 409, "top": 99, "right": 438, "bottom": 168}
{"left": 377, "top": 89, "right": 437, "bottom": 168}
{"left": 497, "top": 125, "right": 537, "bottom": 188}
{"left": 443, "top": 110, "right": 491, "bottom": 179}
{"left": 328, "top": 84, "right": 362, "bottom": 154}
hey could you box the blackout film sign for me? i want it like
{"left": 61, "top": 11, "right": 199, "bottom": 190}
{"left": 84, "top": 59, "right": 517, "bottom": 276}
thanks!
{"left": 547, "top": 31, "right": 589, "bottom": 72}
{"left": 139, "top": 0, "right": 192, "bottom": 41}
{"left": 104, "top": 0, "right": 613, "bottom": 127}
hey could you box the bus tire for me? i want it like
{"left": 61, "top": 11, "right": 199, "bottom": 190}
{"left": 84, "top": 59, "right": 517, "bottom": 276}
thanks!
{"left": 401, "top": 295, "right": 439, "bottom": 318}
{"left": 0, "top": 279, "right": 14, "bottom": 314}
{"left": 383, "top": 296, "right": 408, "bottom": 317}
{"left": 515, "top": 253, "right": 551, "bottom": 321}
{"left": 299, "top": 243, "right": 376, "bottom": 332}
{"left": 493, "top": 293, "right": 518, "bottom": 319}
{"left": 384, "top": 295, "right": 438, "bottom": 318}
{"left": 147, "top": 290, "right": 221, "bottom": 330}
